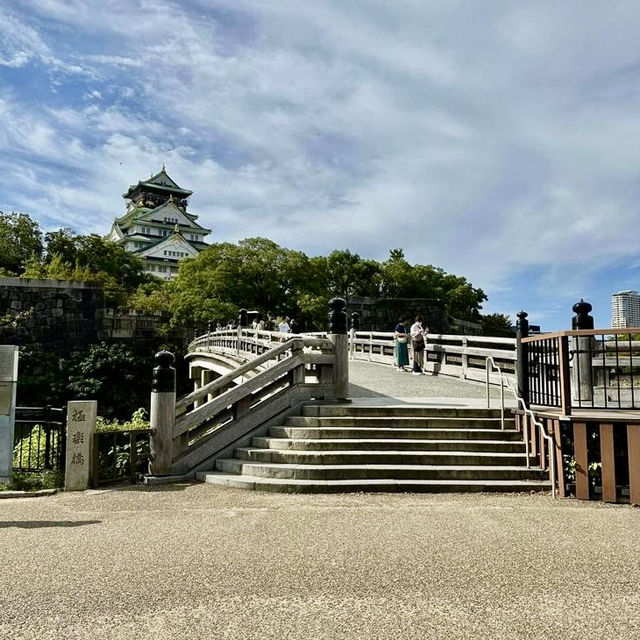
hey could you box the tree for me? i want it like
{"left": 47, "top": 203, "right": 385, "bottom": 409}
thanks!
{"left": 65, "top": 342, "right": 151, "bottom": 420}
{"left": 170, "top": 238, "right": 313, "bottom": 328}
{"left": 481, "top": 313, "right": 514, "bottom": 337}
{"left": 0, "top": 212, "right": 43, "bottom": 275}
{"left": 378, "top": 249, "right": 486, "bottom": 320}
{"left": 23, "top": 230, "right": 152, "bottom": 308}
{"left": 325, "top": 250, "right": 381, "bottom": 301}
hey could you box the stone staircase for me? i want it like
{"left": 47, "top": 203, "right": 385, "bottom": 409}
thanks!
{"left": 198, "top": 404, "right": 551, "bottom": 493}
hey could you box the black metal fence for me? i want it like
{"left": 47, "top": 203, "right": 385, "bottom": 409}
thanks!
{"left": 526, "top": 335, "right": 561, "bottom": 407}
{"left": 572, "top": 333, "right": 639, "bottom": 409}
{"left": 91, "top": 429, "right": 151, "bottom": 487}
{"left": 523, "top": 329, "right": 640, "bottom": 411}
{"left": 13, "top": 406, "right": 66, "bottom": 472}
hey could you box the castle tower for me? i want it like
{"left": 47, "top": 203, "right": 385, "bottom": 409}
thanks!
{"left": 108, "top": 166, "right": 211, "bottom": 279}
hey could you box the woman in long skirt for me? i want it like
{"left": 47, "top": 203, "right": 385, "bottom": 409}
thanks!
{"left": 394, "top": 317, "right": 410, "bottom": 371}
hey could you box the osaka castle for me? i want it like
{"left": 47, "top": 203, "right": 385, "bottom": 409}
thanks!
{"left": 108, "top": 166, "right": 211, "bottom": 279}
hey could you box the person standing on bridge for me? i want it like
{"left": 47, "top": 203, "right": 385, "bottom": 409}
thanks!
{"left": 279, "top": 317, "right": 291, "bottom": 333}
{"left": 410, "top": 315, "right": 427, "bottom": 375}
{"left": 394, "top": 317, "right": 410, "bottom": 371}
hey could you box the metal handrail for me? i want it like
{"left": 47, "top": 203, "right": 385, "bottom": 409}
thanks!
{"left": 486, "top": 356, "right": 556, "bottom": 499}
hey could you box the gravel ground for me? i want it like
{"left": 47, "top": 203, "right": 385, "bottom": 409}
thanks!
{"left": 348, "top": 359, "right": 503, "bottom": 400}
{"left": 1, "top": 485, "right": 638, "bottom": 640}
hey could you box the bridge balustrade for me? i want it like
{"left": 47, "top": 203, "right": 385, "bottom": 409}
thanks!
{"left": 150, "top": 334, "right": 340, "bottom": 478}
{"left": 348, "top": 330, "right": 516, "bottom": 383}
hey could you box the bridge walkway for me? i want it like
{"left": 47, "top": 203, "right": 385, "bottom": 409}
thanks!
{"left": 348, "top": 359, "right": 513, "bottom": 408}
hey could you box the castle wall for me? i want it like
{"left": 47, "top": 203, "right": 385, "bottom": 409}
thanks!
{"left": 0, "top": 278, "right": 104, "bottom": 352}
{"left": 347, "top": 297, "right": 447, "bottom": 333}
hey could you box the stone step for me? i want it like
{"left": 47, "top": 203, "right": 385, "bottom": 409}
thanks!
{"left": 200, "top": 472, "right": 551, "bottom": 494}
{"left": 253, "top": 436, "right": 527, "bottom": 453}
{"left": 286, "top": 416, "right": 515, "bottom": 429}
{"left": 215, "top": 459, "right": 547, "bottom": 481}
{"left": 268, "top": 426, "right": 523, "bottom": 441}
{"left": 302, "top": 405, "right": 508, "bottom": 418}
{"left": 234, "top": 448, "right": 532, "bottom": 466}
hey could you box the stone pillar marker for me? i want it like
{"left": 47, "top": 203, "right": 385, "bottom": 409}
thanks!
{"left": 64, "top": 400, "right": 97, "bottom": 491}
{"left": 0, "top": 346, "right": 19, "bottom": 482}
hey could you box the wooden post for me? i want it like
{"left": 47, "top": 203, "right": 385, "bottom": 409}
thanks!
{"left": 0, "top": 346, "right": 18, "bottom": 482}
{"left": 573, "top": 421, "right": 589, "bottom": 500}
{"left": 149, "top": 351, "right": 176, "bottom": 476}
{"left": 599, "top": 423, "right": 616, "bottom": 503}
{"left": 516, "top": 311, "right": 529, "bottom": 406}
{"left": 65, "top": 400, "right": 97, "bottom": 491}
{"left": 558, "top": 336, "right": 572, "bottom": 416}
{"left": 552, "top": 419, "right": 566, "bottom": 498}
{"left": 538, "top": 419, "right": 546, "bottom": 469}
{"left": 627, "top": 424, "right": 640, "bottom": 506}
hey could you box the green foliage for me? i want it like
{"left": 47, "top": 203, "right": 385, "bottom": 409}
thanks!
{"left": 481, "top": 313, "right": 515, "bottom": 337}
{"left": 2, "top": 471, "right": 63, "bottom": 491}
{"left": 65, "top": 343, "right": 152, "bottom": 420}
{"left": 96, "top": 408, "right": 150, "bottom": 432}
{"left": 130, "top": 280, "right": 174, "bottom": 314}
{"left": 170, "top": 237, "right": 311, "bottom": 327}
{"left": 0, "top": 211, "right": 44, "bottom": 275}
{"left": 167, "top": 239, "right": 490, "bottom": 330}
{"left": 13, "top": 425, "right": 48, "bottom": 469}
{"left": 22, "top": 228, "right": 152, "bottom": 308}
{"left": 0, "top": 308, "right": 34, "bottom": 329}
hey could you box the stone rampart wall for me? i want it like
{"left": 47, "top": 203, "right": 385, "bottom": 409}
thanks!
{"left": 0, "top": 278, "right": 104, "bottom": 352}
{"left": 347, "top": 297, "right": 447, "bottom": 333}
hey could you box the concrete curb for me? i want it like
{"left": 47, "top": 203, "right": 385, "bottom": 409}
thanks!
{"left": 0, "top": 488, "right": 59, "bottom": 499}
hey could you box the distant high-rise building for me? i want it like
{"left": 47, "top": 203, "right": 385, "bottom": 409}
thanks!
{"left": 108, "top": 166, "right": 211, "bottom": 279}
{"left": 611, "top": 290, "right": 640, "bottom": 328}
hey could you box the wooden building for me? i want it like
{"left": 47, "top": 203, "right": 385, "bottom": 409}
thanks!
{"left": 108, "top": 166, "right": 211, "bottom": 279}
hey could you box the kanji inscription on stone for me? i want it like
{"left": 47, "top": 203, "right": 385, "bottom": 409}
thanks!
{"left": 71, "top": 409, "right": 86, "bottom": 422}
{"left": 0, "top": 346, "right": 18, "bottom": 382}
{"left": 0, "top": 383, "right": 11, "bottom": 416}
{"left": 65, "top": 400, "right": 97, "bottom": 491}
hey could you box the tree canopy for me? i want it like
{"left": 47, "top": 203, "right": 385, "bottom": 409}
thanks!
{"left": 0, "top": 212, "right": 43, "bottom": 276}
{"left": 22, "top": 227, "right": 151, "bottom": 308}
{"left": 0, "top": 211, "right": 493, "bottom": 330}
{"left": 138, "top": 239, "right": 489, "bottom": 330}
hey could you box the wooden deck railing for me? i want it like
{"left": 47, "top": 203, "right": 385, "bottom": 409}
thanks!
{"left": 521, "top": 328, "right": 640, "bottom": 413}
{"left": 521, "top": 328, "right": 640, "bottom": 504}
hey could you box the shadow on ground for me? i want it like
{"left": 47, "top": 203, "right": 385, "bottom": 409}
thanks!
{"left": 348, "top": 383, "right": 393, "bottom": 398}
{"left": 0, "top": 520, "right": 101, "bottom": 529}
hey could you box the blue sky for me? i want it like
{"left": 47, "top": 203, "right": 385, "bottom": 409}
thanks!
{"left": 2, "top": 1, "right": 640, "bottom": 331}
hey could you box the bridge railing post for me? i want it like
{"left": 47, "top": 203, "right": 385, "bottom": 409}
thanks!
{"left": 328, "top": 298, "right": 349, "bottom": 400}
{"left": 571, "top": 299, "right": 594, "bottom": 405}
{"left": 349, "top": 312, "right": 360, "bottom": 359}
{"left": 149, "top": 351, "right": 176, "bottom": 476}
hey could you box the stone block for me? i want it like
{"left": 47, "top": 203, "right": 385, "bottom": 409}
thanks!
{"left": 65, "top": 401, "right": 97, "bottom": 491}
